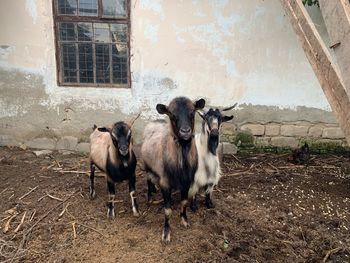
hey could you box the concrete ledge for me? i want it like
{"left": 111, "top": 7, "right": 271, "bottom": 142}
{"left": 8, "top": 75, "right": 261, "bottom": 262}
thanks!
{"left": 25, "top": 138, "right": 57, "bottom": 150}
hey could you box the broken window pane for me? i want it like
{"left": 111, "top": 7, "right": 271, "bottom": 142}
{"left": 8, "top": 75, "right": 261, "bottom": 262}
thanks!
{"left": 78, "top": 43, "right": 94, "bottom": 83}
{"left": 77, "top": 23, "right": 93, "bottom": 41}
{"left": 57, "top": 0, "right": 77, "bottom": 15}
{"left": 110, "top": 24, "right": 127, "bottom": 43}
{"left": 78, "top": 0, "right": 98, "bottom": 16}
{"left": 112, "top": 45, "right": 128, "bottom": 84}
{"left": 96, "top": 44, "right": 110, "bottom": 83}
{"left": 61, "top": 43, "right": 77, "bottom": 82}
{"left": 102, "top": 0, "right": 126, "bottom": 18}
{"left": 59, "top": 22, "right": 76, "bottom": 41}
{"left": 94, "top": 23, "right": 110, "bottom": 43}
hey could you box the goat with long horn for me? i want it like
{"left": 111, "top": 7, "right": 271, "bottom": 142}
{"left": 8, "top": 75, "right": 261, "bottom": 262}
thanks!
{"left": 189, "top": 103, "right": 237, "bottom": 211}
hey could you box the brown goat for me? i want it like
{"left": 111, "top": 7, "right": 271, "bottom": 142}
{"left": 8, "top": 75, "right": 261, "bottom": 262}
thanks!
{"left": 141, "top": 97, "right": 205, "bottom": 242}
{"left": 89, "top": 121, "right": 139, "bottom": 219}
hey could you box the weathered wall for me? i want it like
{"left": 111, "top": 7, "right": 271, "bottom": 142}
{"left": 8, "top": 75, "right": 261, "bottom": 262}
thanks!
{"left": 0, "top": 0, "right": 345, "bottom": 151}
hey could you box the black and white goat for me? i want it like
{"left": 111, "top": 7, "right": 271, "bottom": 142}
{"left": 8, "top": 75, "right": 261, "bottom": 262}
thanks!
{"left": 89, "top": 119, "right": 140, "bottom": 219}
{"left": 141, "top": 97, "right": 205, "bottom": 242}
{"left": 189, "top": 104, "right": 237, "bottom": 212}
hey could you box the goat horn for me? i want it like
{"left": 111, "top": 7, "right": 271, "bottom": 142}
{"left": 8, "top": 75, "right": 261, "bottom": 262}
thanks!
{"left": 222, "top": 103, "right": 238, "bottom": 111}
{"left": 128, "top": 112, "right": 141, "bottom": 127}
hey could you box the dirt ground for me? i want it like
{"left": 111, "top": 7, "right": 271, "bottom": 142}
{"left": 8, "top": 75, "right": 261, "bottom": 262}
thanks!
{"left": 0, "top": 146, "right": 350, "bottom": 263}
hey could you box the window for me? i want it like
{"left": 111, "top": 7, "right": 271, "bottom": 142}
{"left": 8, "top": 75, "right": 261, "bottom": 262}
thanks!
{"left": 53, "top": 0, "right": 130, "bottom": 87}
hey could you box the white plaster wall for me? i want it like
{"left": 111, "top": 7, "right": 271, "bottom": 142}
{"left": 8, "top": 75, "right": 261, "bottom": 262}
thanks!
{"left": 0, "top": 0, "right": 331, "bottom": 121}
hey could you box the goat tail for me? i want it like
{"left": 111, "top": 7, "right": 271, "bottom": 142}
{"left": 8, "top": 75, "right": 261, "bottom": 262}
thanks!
{"left": 92, "top": 124, "right": 97, "bottom": 131}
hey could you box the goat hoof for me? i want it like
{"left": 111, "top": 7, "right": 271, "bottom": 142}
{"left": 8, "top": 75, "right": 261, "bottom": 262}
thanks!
{"left": 89, "top": 187, "right": 96, "bottom": 199}
{"left": 162, "top": 230, "right": 171, "bottom": 243}
{"left": 205, "top": 201, "right": 215, "bottom": 209}
{"left": 190, "top": 202, "right": 198, "bottom": 213}
{"left": 107, "top": 209, "right": 115, "bottom": 220}
{"left": 181, "top": 217, "right": 190, "bottom": 228}
{"left": 133, "top": 208, "right": 140, "bottom": 217}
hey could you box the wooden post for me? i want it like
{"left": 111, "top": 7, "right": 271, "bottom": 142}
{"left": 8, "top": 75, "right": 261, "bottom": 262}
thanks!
{"left": 280, "top": 0, "right": 350, "bottom": 145}
{"left": 319, "top": 0, "right": 350, "bottom": 95}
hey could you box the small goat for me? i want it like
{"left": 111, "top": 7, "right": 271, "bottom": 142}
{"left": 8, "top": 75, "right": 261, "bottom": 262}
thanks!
{"left": 189, "top": 104, "right": 236, "bottom": 212}
{"left": 89, "top": 118, "right": 140, "bottom": 219}
{"left": 141, "top": 97, "right": 205, "bottom": 242}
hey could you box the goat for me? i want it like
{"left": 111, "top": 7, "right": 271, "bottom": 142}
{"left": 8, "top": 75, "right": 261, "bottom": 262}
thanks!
{"left": 141, "top": 97, "right": 205, "bottom": 242}
{"left": 89, "top": 118, "right": 140, "bottom": 219}
{"left": 189, "top": 104, "right": 237, "bottom": 212}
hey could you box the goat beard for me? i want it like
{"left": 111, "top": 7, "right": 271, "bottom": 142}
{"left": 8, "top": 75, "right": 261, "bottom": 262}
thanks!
{"left": 208, "top": 134, "right": 219, "bottom": 155}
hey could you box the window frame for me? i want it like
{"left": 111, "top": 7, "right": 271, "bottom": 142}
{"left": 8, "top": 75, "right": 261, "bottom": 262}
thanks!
{"left": 52, "top": 0, "right": 131, "bottom": 88}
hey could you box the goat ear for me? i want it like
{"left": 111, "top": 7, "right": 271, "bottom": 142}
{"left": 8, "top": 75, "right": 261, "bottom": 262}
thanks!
{"left": 197, "top": 111, "right": 205, "bottom": 120}
{"left": 194, "top": 98, "right": 205, "bottom": 110}
{"left": 97, "top": 127, "right": 111, "bottom": 133}
{"left": 222, "top": 115, "right": 234, "bottom": 122}
{"left": 156, "top": 104, "right": 168, "bottom": 115}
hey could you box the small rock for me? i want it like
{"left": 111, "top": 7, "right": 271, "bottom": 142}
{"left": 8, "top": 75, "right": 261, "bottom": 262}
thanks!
{"left": 33, "top": 150, "right": 53, "bottom": 157}
{"left": 226, "top": 195, "right": 234, "bottom": 201}
{"left": 19, "top": 143, "right": 27, "bottom": 150}
{"left": 58, "top": 150, "right": 74, "bottom": 155}
{"left": 222, "top": 142, "right": 238, "bottom": 155}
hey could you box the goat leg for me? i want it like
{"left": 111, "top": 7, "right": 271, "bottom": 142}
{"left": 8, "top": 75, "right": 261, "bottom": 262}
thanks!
{"left": 107, "top": 181, "right": 116, "bottom": 219}
{"left": 129, "top": 175, "right": 140, "bottom": 217}
{"left": 89, "top": 162, "right": 96, "bottom": 199}
{"left": 189, "top": 194, "right": 199, "bottom": 212}
{"left": 180, "top": 188, "right": 190, "bottom": 227}
{"left": 162, "top": 189, "right": 172, "bottom": 242}
{"left": 205, "top": 184, "right": 215, "bottom": 209}
{"left": 147, "top": 178, "right": 157, "bottom": 204}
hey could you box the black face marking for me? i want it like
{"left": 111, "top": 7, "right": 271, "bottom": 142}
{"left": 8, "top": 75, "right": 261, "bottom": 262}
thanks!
{"left": 157, "top": 97, "right": 205, "bottom": 142}
{"left": 201, "top": 109, "right": 222, "bottom": 154}
{"left": 201, "top": 108, "right": 233, "bottom": 154}
{"left": 168, "top": 98, "right": 196, "bottom": 142}
{"left": 110, "top": 122, "right": 132, "bottom": 156}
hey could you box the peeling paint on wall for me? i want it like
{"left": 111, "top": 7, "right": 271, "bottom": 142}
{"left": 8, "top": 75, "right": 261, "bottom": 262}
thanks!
{"left": 143, "top": 20, "right": 159, "bottom": 44}
{"left": 0, "top": 0, "right": 337, "bottom": 145}
{"left": 25, "top": 0, "right": 37, "bottom": 24}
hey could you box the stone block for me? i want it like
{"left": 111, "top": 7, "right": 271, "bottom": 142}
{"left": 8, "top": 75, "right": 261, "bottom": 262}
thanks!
{"left": 221, "top": 123, "right": 236, "bottom": 136}
{"left": 255, "top": 137, "right": 270, "bottom": 147}
{"left": 56, "top": 136, "right": 78, "bottom": 150}
{"left": 76, "top": 142, "right": 90, "bottom": 153}
{"left": 222, "top": 142, "right": 238, "bottom": 155}
{"left": 240, "top": 124, "right": 265, "bottom": 136}
{"left": 33, "top": 150, "right": 53, "bottom": 157}
{"left": 26, "top": 138, "right": 56, "bottom": 150}
{"left": 265, "top": 124, "right": 280, "bottom": 136}
{"left": 270, "top": 137, "right": 298, "bottom": 148}
{"left": 280, "top": 125, "right": 308, "bottom": 137}
{"left": 308, "top": 126, "right": 323, "bottom": 138}
{"left": 322, "top": 127, "right": 345, "bottom": 139}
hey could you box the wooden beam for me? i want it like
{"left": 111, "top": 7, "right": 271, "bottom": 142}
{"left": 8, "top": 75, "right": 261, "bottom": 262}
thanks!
{"left": 319, "top": 0, "right": 350, "bottom": 95}
{"left": 280, "top": 0, "right": 350, "bottom": 145}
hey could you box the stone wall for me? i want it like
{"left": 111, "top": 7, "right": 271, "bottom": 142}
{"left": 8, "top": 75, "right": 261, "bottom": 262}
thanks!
{"left": 221, "top": 121, "right": 347, "bottom": 150}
